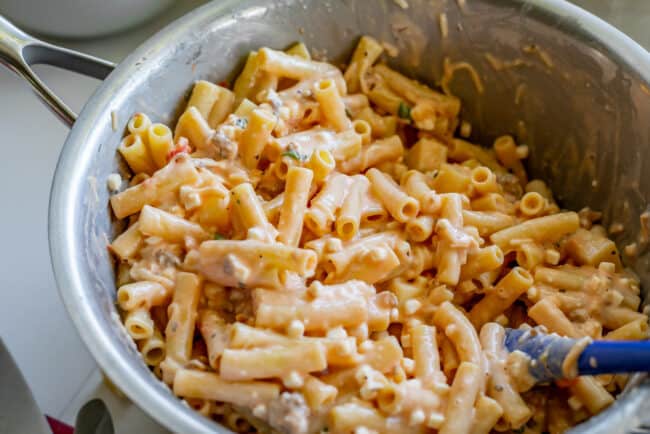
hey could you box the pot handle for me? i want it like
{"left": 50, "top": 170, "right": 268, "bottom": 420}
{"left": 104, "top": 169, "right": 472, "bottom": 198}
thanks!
{"left": 0, "top": 15, "right": 115, "bottom": 127}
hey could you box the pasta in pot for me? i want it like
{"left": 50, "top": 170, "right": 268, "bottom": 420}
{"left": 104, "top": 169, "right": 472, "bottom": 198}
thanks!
{"left": 107, "top": 36, "right": 647, "bottom": 434}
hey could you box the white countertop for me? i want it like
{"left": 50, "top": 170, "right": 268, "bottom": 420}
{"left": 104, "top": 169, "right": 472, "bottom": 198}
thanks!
{"left": 0, "top": 1, "right": 205, "bottom": 432}
{"left": 0, "top": 1, "right": 647, "bottom": 433}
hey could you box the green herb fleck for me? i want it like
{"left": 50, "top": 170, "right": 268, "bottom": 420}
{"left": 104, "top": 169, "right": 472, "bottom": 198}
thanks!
{"left": 345, "top": 108, "right": 353, "bottom": 118}
{"left": 214, "top": 233, "right": 226, "bottom": 240}
{"left": 321, "top": 428, "right": 329, "bottom": 433}
{"left": 398, "top": 101, "right": 412, "bottom": 120}
{"left": 512, "top": 427, "right": 525, "bottom": 434}
{"left": 282, "top": 149, "right": 303, "bottom": 161}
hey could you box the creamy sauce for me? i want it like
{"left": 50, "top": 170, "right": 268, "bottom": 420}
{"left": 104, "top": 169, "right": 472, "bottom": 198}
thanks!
{"left": 106, "top": 36, "right": 647, "bottom": 434}
{"left": 506, "top": 350, "right": 537, "bottom": 393}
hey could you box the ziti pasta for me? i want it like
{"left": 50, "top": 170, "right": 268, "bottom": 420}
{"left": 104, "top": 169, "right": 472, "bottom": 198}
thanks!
{"left": 108, "top": 36, "right": 647, "bottom": 434}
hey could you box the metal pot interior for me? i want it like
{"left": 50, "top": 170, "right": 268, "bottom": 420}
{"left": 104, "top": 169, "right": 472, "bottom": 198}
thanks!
{"left": 49, "top": 0, "right": 650, "bottom": 432}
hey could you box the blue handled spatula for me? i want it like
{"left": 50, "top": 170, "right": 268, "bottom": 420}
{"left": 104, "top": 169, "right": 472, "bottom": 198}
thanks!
{"left": 504, "top": 328, "right": 650, "bottom": 383}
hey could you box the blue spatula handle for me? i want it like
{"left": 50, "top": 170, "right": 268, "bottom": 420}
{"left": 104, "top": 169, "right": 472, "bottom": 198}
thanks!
{"left": 578, "top": 340, "right": 650, "bottom": 376}
{"left": 504, "top": 328, "right": 650, "bottom": 383}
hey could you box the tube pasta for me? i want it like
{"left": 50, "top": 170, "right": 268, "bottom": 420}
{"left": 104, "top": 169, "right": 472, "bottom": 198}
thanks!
{"left": 229, "top": 323, "right": 359, "bottom": 367}
{"left": 570, "top": 376, "right": 614, "bottom": 414}
{"left": 480, "top": 323, "right": 532, "bottom": 428}
{"left": 534, "top": 266, "right": 586, "bottom": 292}
{"left": 253, "top": 280, "right": 373, "bottom": 332}
{"left": 490, "top": 212, "right": 580, "bottom": 252}
{"left": 277, "top": 167, "right": 313, "bottom": 246}
{"left": 173, "top": 369, "right": 280, "bottom": 408}
{"left": 528, "top": 298, "right": 582, "bottom": 338}
{"left": 118, "top": 133, "right": 156, "bottom": 175}
{"left": 344, "top": 35, "right": 384, "bottom": 93}
{"left": 198, "top": 240, "right": 317, "bottom": 287}
{"left": 352, "top": 119, "right": 372, "bottom": 144}
{"left": 305, "top": 173, "right": 348, "bottom": 235}
{"left": 117, "top": 281, "right": 171, "bottom": 311}
{"left": 174, "top": 106, "right": 214, "bottom": 151}
{"left": 198, "top": 310, "right": 229, "bottom": 369}
{"left": 367, "top": 80, "right": 403, "bottom": 115}
{"left": 494, "top": 135, "right": 527, "bottom": 184}
{"left": 147, "top": 123, "right": 174, "bottom": 168}
{"left": 267, "top": 128, "right": 357, "bottom": 162}
{"left": 376, "top": 379, "right": 441, "bottom": 415}
{"left": 233, "top": 52, "right": 261, "bottom": 103}
{"left": 373, "top": 63, "right": 460, "bottom": 118}
{"left": 516, "top": 242, "right": 545, "bottom": 269}
{"left": 302, "top": 376, "right": 338, "bottom": 409}
{"left": 462, "top": 210, "right": 514, "bottom": 236}
{"left": 127, "top": 112, "right": 151, "bottom": 136}
{"left": 468, "top": 267, "right": 534, "bottom": 328}
{"left": 107, "top": 37, "right": 642, "bottom": 434}
{"left": 405, "top": 137, "right": 448, "bottom": 173}
{"left": 231, "top": 182, "right": 278, "bottom": 242}
{"left": 405, "top": 215, "right": 435, "bottom": 242}
{"left": 187, "top": 80, "right": 235, "bottom": 128}
{"left": 110, "top": 154, "right": 200, "bottom": 219}
{"left": 340, "top": 135, "right": 404, "bottom": 174}
{"left": 433, "top": 302, "right": 485, "bottom": 374}
{"left": 161, "top": 272, "right": 202, "bottom": 383}
{"left": 285, "top": 42, "right": 311, "bottom": 59}
{"left": 470, "top": 166, "right": 499, "bottom": 195}
{"left": 471, "top": 192, "right": 510, "bottom": 213}
{"left": 605, "top": 318, "right": 649, "bottom": 340}
{"left": 439, "top": 362, "right": 481, "bottom": 434}
{"left": 124, "top": 308, "right": 154, "bottom": 340}
{"left": 329, "top": 402, "right": 397, "bottom": 433}
{"left": 110, "top": 222, "right": 143, "bottom": 260}
{"left": 220, "top": 342, "right": 327, "bottom": 381}
{"left": 411, "top": 324, "right": 444, "bottom": 384}
{"left": 307, "top": 148, "right": 335, "bottom": 182}
{"left": 449, "top": 138, "right": 505, "bottom": 173}
{"left": 401, "top": 170, "right": 440, "bottom": 214}
{"left": 565, "top": 228, "right": 622, "bottom": 269}
{"left": 459, "top": 245, "right": 504, "bottom": 280}
{"left": 471, "top": 395, "right": 503, "bottom": 434}
{"left": 366, "top": 168, "right": 419, "bottom": 223}
{"left": 314, "top": 78, "right": 351, "bottom": 131}
{"left": 187, "top": 80, "right": 223, "bottom": 120}
{"left": 139, "top": 329, "right": 166, "bottom": 366}
{"left": 356, "top": 107, "right": 397, "bottom": 138}
{"left": 240, "top": 108, "right": 276, "bottom": 169}
{"left": 431, "top": 163, "right": 472, "bottom": 194}
{"left": 336, "top": 175, "right": 367, "bottom": 240}
{"left": 139, "top": 205, "right": 210, "bottom": 243}
{"left": 435, "top": 193, "right": 472, "bottom": 286}
{"left": 257, "top": 47, "right": 345, "bottom": 93}
{"left": 323, "top": 231, "right": 409, "bottom": 283}
{"left": 208, "top": 85, "right": 236, "bottom": 127}
{"left": 519, "top": 191, "right": 546, "bottom": 216}
{"left": 342, "top": 93, "right": 369, "bottom": 116}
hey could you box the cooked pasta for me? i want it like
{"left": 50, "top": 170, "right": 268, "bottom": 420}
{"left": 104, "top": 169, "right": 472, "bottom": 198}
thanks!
{"left": 108, "top": 36, "right": 647, "bottom": 434}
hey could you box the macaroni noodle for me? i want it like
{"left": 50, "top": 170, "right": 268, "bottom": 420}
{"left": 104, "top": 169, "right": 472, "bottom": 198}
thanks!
{"left": 108, "top": 36, "right": 647, "bottom": 434}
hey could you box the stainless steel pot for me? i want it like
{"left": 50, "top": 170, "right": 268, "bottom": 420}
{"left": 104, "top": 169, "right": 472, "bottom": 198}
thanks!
{"left": 1, "top": 0, "right": 650, "bottom": 432}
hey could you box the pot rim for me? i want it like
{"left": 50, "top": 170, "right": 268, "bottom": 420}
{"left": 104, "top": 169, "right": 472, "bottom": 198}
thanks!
{"left": 48, "top": 1, "right": 650, "bottom": 433}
